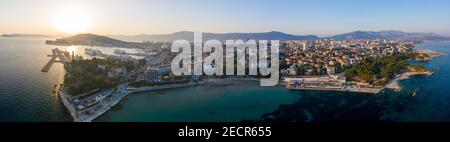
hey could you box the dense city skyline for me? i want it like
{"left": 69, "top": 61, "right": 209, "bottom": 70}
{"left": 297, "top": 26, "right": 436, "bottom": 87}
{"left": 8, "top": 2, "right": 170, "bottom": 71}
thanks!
{"left": 1, "top": 0, "right": 450, "bottom": 36}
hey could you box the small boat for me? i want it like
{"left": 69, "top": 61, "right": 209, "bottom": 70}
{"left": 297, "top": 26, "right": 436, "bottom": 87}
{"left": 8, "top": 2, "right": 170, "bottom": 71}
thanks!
{"left": 412, "top": 87, "right": 420, "bottom": 97}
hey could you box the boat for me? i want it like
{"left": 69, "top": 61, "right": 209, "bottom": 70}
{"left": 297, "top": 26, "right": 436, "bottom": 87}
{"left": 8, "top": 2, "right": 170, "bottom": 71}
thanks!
{"left": 114, "top": 49, "right": 127, "bottom": 54}
{"left": 85, "top": 48, "right": 101, "bottom": 56}
{"left": 412, "top": 87, "right": 420, "bottom": 96}
{"left": 134, "top": 51, "right": 147, "bottom": 56}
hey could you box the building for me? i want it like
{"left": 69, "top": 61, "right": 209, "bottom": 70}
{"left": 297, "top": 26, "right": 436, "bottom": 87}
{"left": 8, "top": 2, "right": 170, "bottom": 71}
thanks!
{"left": 285, "top": 75, "right": 346, "bottom": 89}
{"left": 302, "top": 42, "right": 308, "bottom": 51}
{"left": 97, "top": 64, "right": 106, "bottom": 71}
{"left": 145, "top": 65, "right": 171, "bottom": 82}
{"left": 145, "top": 68, "right": 160, "bottom": 82}
{"left": 157, "top": 65, "right": 171, "bottom": 75}
{"left": 326, "top": 66, "right": 335, "bottom": 75}
{"left": 287, "top": 67, "right": 297, "bottom": 76}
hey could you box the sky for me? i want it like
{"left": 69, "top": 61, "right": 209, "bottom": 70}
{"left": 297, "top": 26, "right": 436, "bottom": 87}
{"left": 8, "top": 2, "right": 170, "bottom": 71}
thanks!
{"left": 1, "top": 0, "right": 450, "bottom": 36}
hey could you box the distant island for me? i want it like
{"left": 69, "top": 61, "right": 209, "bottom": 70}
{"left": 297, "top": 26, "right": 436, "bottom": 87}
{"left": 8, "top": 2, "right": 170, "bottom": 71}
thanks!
{"left": 1, "top": 34, "right": 51, "bottom": 38}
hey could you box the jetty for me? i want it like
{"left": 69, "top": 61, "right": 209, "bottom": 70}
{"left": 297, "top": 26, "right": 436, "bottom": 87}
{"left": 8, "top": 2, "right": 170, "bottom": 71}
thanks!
{"left": 41, "top": 56, "right": 57, "bottom": 72}
{"left": 41, "top": 48, "right": 70, "bottom": 72}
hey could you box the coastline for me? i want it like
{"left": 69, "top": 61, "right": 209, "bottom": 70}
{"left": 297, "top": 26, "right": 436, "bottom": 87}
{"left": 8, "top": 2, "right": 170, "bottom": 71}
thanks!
{"left": 286, "top": 86, "right": 383, "bottom": 94}
{"left": 415, "top": 49, "right": 447, "bottom": 58}
{"left": 285, "top": 45, "right": 445, "bottom": 94}
{"left": 385, "top": 71, "right": 433, "bottom": 90}
{"left": 58, "top": 45, "right": 445, "bottom": 122}
{"left": 59, "top": 82, "right": 204, "bottom": 122}
{"left": 60, "top": 71, "right": 435, "bottom": 122}
{"left": 286, "top": 70, "right": 434, "bottom": 95}
{"left": 60, "top": 78, "right": 261, "bottom": 122}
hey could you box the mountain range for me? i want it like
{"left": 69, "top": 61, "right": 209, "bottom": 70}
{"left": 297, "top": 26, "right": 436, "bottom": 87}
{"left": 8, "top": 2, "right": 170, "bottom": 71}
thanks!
{"left": 110, "top": 31, "right": 319, "bottom": 42}
{"left": 42, "top": 30, "right": 450, "bottom": 48}
{"left": 110, "top": 30, "right": 450, "bottom": 42}
{"left": 328, "top": 31, "right": 450, "bottom": 41}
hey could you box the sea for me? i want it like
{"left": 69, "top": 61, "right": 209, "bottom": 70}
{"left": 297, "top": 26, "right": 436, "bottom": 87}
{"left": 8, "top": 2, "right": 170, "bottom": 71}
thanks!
{"left": 0, "top": 37, "right": 449, "bottom": 122}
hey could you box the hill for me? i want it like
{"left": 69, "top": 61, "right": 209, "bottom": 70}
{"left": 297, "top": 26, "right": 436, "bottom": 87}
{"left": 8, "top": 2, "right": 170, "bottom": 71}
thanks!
{"left": 45, "top": 34, "right": 144, "bottom": 48}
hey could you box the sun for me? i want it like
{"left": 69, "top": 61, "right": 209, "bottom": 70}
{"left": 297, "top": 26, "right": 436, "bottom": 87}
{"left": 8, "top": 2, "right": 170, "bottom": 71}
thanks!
{"left": 53, "top": 7, "right": 92, "bottom": 35}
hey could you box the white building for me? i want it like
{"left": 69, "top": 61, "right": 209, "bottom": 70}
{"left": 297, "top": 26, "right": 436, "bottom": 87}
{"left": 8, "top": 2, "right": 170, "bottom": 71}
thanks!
{"left": 326, "top": 66, "right": 335, "bottom": 75}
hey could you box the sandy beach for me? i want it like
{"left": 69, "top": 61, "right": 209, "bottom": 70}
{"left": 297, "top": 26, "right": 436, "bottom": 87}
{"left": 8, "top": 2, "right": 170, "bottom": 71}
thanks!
{"left": 386, "top": 71, "right": 433, "bottom": 90}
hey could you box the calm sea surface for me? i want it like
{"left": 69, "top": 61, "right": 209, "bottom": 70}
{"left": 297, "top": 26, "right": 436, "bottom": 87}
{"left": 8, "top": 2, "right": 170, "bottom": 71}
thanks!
{"left": 0, "top": 37, "right": 449, "bottom": 122}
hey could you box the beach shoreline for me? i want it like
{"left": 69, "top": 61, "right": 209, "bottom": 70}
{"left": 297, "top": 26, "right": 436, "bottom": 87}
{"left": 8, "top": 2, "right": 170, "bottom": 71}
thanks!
{"left": 385, "top": 71, "right": 433, "bottom": 90}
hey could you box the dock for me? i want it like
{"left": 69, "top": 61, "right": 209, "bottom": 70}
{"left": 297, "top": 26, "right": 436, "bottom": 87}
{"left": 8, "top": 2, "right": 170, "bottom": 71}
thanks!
{"left": 41, "top": 56, "right": 57, "bottom": 72}
{"left": 41, "top": 48, "right": 70, "bottom": 72}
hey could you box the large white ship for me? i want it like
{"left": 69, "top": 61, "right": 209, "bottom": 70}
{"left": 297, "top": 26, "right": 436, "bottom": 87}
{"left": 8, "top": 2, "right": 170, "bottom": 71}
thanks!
{"left": 85, "top": 48, "right": 102, "bottom": 56}
{"left": 114, "top": 49, "right": 127, "bottom": 54}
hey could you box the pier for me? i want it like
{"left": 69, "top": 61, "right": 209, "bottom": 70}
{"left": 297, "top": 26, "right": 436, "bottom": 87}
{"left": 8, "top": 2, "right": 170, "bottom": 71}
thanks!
{"left": 41, "top": 48, "right": 70, "bottom": 72}
{"left": 41, "top": 56, "right": 57, "bottom": 72}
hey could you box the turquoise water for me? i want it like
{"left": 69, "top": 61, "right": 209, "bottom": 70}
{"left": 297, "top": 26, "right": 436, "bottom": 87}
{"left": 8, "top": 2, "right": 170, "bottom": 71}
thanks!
{"left": 0, "top": 37, "right": 449, "bottom": 122}
{"left": 95, "top": 81, "right": 300, "bottom": 122}
{"left": 385, "top": 42, "right": 450, "bottom": 121}
{"left": 256, "top": 42, "right": 450, "bottom": 122}
{"left": 97, "top": 42, "right": 450, "bottom": 122}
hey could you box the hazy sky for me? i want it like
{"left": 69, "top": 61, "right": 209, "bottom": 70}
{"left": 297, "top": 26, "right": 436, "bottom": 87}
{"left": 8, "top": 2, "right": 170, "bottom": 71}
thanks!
{"left": 1, "top": 0, "right": 450, "bottom": 36}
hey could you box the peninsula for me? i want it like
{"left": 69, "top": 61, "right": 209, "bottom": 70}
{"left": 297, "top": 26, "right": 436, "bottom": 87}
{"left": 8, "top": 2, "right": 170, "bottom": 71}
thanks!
{"left": 45, "top": 33, "right": 147, "bottom": 48}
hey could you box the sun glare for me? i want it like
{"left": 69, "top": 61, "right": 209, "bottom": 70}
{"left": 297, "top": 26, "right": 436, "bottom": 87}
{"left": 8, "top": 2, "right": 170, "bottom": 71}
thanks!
{"left": 66, "top": 45, "right": 78, "bottom": 55}
{"left": 53, "top": 7, "right": 92, "bottom": 34}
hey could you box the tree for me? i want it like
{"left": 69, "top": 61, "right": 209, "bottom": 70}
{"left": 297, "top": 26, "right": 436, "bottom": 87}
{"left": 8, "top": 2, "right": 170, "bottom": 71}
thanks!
{"left": 345, "top": 68, "right": 355, "bottom": 80}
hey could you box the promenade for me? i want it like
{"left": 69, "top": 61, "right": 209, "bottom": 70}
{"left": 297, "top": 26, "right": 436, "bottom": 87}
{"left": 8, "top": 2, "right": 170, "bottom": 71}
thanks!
{"left": 60, "top": 82, "right": 204, "bottom": 122}
{"left": 287, "top": 86, "right": 383, "bottom": 94}
{"left": 287, "top": 71, "right": 434, "bottom": 94}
